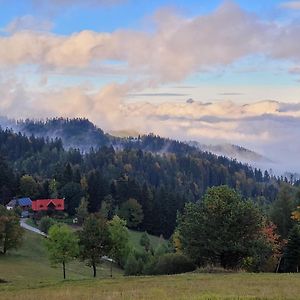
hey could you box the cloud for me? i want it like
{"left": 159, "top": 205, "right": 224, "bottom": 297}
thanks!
{"left": 2, "top": 74, "right": 300, "bottom": 172}
{"left": 4, "top": 15, "right": 53, "bottom": 33}
{"left": 1, "top": 2, "right": 300, "bottom": 84}
{"left": 219, "top": 92, "right": 244, "bottom": 96}
{"left": 280, "top": 1, "right": 300, "bottom": 9}
{"left": 128, "top": 93, "right": 189, "bottom": 97}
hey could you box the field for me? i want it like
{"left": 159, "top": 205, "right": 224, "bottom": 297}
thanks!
{"left": 0, "top": 230, "right": 123, "bottom": 288}
{"left": 1, "top": 273, "right": 300, "bottom": 300}
{"left": 1, "top": 229, "right": 300, "bottom": 300}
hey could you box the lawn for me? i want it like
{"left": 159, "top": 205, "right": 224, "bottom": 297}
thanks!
{"left": 0, "top": 229, "right": 123, "bottom": 289}
{"left": 1, "top": 229, "right": 300, "bottom": 300}
{"left": 1, "top": 273, "right": 300, "bottom": 300}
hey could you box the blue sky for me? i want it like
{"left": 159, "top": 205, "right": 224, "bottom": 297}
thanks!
{"left": 0, "top": 0, "right": 294, "bottom": 34}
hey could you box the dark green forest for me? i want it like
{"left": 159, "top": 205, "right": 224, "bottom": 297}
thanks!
{"left": 0, "top": 118, "right": 293, "bottom": 239}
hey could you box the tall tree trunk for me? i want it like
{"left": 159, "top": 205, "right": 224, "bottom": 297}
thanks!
{"left": 63, "top": 261, "right": 66, "bottom": 279}
{"left": 110, "top": 260, "right": 113, "bottom": 278}
{"left": 93, "top": 262, "right": 96, "bottom": 278}
{"left": 3, "top": 236, "right": 7, "bottom": 254}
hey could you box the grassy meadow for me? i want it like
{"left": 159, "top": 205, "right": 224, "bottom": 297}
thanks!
{"left": 1, "top": 229, "right": 300, "bottom": 300}
{"left": 1, "top": 273, "right": 300, "bottom": 300}
{"left": 0, "top": 230, "right": 123, "bottom": 288}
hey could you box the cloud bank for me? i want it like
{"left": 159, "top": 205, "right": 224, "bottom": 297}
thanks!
{"left": 0, "top": 75, "right": 299, "bottom": 173}
{"left": 0, "top": 2, "right": 300, "bottom": 82}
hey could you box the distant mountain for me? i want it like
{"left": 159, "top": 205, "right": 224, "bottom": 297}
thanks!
{"left": 0, "top": 117, "right": 110, "bottom": 151}
{"left": 0, "top": 116, "right": 272, "bottom": 168}
{"left": 109, "top": 129, "right": 140, "bottom": 138}
{"left": 188, "top": 141, "right": 271, "bottom": 165}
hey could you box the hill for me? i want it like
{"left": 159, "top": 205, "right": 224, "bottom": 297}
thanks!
{"left": 0, "top": 230, "right": 123, "bottom": 287}
{"left": 128, "top": 230, "right": 167, "bottom": 252}
{"left": 0, "top": 122, "right": 285, "bottom": 237}
{"left": 1, "top": 117, "right": 110, "bottom": 152}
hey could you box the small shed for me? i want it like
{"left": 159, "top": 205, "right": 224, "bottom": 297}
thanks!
{"left": 6, "top": 198, "right": 32, "bottom": 210}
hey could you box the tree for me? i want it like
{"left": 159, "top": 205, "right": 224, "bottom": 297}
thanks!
{"left": 45, "top": 224, "right": 79, "bottom": 279}
{"left": 75, "top": 197, "right": 89, "bottom": 226}
{"left": 19, "top": 175, "right": 37, "bottom": 198}
{"left": 124, "top": 252, "right": 140, "bottom": 276}
{"left": 140, "top": 232, "right": 151, "bottom": 252}
{"left": 118, "top": 198, "right": 143, "bottom": 229}
{"left": 87, "top": 171, "right": 109, "bottom": 213}
{"left": 78, "top": 214, "right": 111, "bottom": 277}
{"left": 284, "top": 225, "right": 300, "bottom": 272}
{"left": 39, "top": 216, "right": 55, "bottom": 234}
{"left": 0, "top": 206, "right": 23, "bottom": 254}
{"left": 0, "top": 156, "right": 15, "bottom": 205}
{"left": 177, "top": 186, "right": 263, "bottom": 268}
{"left": 243, "top": 221, "right": 282, "bottom": 272}
{"left": 292, "top": 205, "right": 300, "bottom": 222}
{"left": 60, "top": 182, "right": 83, "bottom": 215}
{"left": 271, "top": 184, "right": 297, "bottom": 238}
{"left": 100, "top": 194, "right": 116, "bottom": 220}
{"left": 49, "top": 179, "right": 58, "bottom": 198}
{"left": 108, "top": 215, "right": 130, "bottom": 267}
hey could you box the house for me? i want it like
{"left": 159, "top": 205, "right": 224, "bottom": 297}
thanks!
{"left": 32, "top": 199, "right": 64, "bottom": 212}
{"left": 6, "top": 197, "right": 32, "bottom": 211}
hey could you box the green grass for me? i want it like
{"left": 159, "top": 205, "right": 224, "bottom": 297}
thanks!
{"left": 1, "top": 273, "right": 300, "bottom": 300}
{"left": 25, "top": 218, "right": 37, "bottom": 228}
{"left": 0, "top": 229, "right": 123, "bottom": 289}
{"left": 2, "top": 228, "right": 300, "bottom": 300}
{"left": 128, "top": 229, "right": 167, "bottom": 252}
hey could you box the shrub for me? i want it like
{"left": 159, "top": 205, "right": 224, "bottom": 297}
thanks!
{"left": 154, "top": 253, "right": 195, "bottom": 275}
{"left": 39, "top": 216, "right": 55, "bottom": 234}
{"left": 124, "top": 253, "right": 140, "bottom": 276}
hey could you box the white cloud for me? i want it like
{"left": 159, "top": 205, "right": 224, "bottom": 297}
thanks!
{"left": 280, "top": 1, "right": 300, "bottom": 10}
{"left": 2, "top": 74, "right": 300, "bottom": 172}
{"left": 0, "top": 2, "right": 300, "bottom": 84}
{"left": 4, "top": 15, "right": 53, "bottom": 33}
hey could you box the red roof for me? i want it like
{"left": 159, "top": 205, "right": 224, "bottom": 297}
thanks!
{"left": 32, "top": 199, "right": 64, "bottom": 211}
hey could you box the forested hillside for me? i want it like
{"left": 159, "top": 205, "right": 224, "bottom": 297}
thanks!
{"left": 0, "top": 119, "right": 286, "bottom": 237}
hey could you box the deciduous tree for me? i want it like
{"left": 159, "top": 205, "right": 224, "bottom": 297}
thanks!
{"left": 78, "top": 214, "right": 111, "bottom": 277}
{"left": 46, "top": 224, "right": 79, "bottom": 279}
{"left": 0, "top": 206, "right": 23, "bottom": 254}
{"left": 118, "top": 198, "right": 143, "bottom": 229}
{"left": 108, "top": 215, "right": 130, "bottom": 267}
{"left": 178, "top": 186, "right": 263, "bottom": 268}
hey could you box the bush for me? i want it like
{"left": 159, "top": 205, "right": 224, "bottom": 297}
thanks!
{"left": 39, "top": 217, "right": 55, "bottom": 234}
{"left": 124, "top": 253, "right": 140, "bottom": 276}
{"left": 154, "top": 253, "right": 195, "bottom": 275}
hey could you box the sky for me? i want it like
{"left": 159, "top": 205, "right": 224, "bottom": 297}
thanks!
{"left": 1, "top": 0, "right": 300, "bottom": 173}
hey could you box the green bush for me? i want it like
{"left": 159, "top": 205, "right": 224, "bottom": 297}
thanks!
{"left": 154, "top": 253, "right": 195, "bottom": 275}
{"left": 124, "top": 253, "right": 140, "bottom": 276}
{"left": 39, "top": 217, "right": 55, "bottom": 234}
